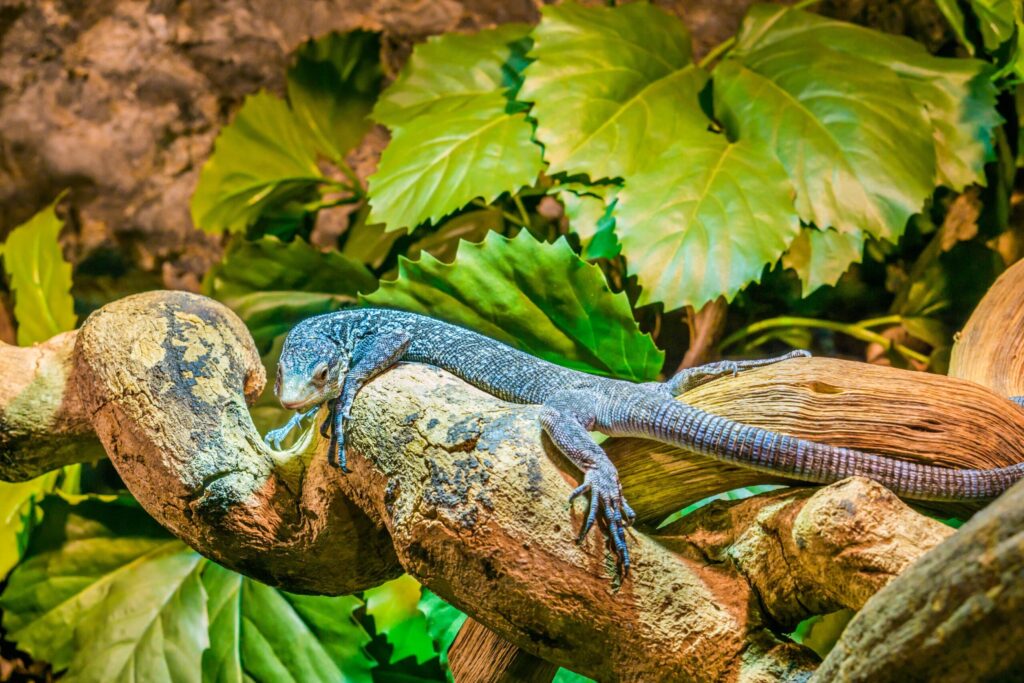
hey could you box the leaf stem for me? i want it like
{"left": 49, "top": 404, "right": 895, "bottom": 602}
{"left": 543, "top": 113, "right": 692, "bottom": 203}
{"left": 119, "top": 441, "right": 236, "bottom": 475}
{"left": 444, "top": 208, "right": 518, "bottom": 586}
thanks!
{"left": 471, "top": 199, "right": 527, "bottom": 228}
{"left": 720, "top": 315, "right": 930, "bottom": 364}
{"left": 512, "top": 194, "right": 531, "bottom": 227}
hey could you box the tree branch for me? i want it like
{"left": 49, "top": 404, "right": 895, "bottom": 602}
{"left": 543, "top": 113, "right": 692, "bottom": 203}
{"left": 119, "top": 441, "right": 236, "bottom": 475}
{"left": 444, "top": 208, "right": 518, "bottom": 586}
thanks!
{"left": 0, "top": 288, "right": 1018, "bottom": 679}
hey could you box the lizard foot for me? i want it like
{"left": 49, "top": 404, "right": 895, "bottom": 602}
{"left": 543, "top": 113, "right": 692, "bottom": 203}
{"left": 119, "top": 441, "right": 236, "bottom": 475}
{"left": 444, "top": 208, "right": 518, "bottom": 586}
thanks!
{"left": 569, "top": 464, "right": 636, "bottom": 574}
{"left": 320, "top": 400, "right": 351, "bottom": 473}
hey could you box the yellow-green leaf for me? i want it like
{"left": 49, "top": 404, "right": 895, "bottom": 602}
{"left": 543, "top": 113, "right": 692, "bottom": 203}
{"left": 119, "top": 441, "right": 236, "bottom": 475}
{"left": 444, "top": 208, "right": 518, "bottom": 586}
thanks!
{"left": 1, "top": 198, "right": 77, "bottom": 345}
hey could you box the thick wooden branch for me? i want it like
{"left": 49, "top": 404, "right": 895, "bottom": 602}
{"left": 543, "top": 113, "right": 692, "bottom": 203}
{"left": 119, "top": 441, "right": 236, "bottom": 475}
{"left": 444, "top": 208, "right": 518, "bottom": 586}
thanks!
{"left": 812, "top": 258, "right": 1024, "bottom": 680}
{"left": 73, "top": 291, "right": 401, "bottom": 595}
{"left": 0, "top": 289, "right": 1017, "bottom": 680}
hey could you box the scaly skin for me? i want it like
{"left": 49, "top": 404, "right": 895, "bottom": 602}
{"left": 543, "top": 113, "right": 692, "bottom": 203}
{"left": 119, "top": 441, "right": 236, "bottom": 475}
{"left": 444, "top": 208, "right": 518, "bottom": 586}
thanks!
{"left": 270, "top": 309, "right": 1024, "bottom": 572}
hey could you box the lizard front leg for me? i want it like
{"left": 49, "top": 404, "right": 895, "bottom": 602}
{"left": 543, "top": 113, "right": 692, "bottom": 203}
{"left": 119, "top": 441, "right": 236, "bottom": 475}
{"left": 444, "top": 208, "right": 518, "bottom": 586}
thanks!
{"left": 540, "top": 391, "right": 635, "bottom": 573}
{"left": 665, "top": 349, "right": 810, "bottom": 395}
{"left": 265, "top": 405, "right": 320, "bottom": 449}
{"left": 329, "top": 329, "right": 411, "bottom": 471}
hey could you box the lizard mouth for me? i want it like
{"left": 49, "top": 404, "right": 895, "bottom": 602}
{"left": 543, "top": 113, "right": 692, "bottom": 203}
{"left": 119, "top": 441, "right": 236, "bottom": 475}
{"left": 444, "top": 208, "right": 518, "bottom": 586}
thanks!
{"left": 281, "top": 397, "right": 318, "bottom": 411}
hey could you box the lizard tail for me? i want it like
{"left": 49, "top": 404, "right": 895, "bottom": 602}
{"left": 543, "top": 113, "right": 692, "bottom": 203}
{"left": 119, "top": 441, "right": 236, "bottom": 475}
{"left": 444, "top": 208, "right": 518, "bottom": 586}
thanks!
{"left": 631, "top": 396, "right": 1024, "bottom": 501}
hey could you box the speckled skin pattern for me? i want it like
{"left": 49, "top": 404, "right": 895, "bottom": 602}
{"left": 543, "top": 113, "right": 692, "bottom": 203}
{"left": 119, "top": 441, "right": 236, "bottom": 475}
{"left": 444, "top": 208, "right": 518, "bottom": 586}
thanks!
{"left": 272, "top": 309, "right": 1024, "bottom": 570}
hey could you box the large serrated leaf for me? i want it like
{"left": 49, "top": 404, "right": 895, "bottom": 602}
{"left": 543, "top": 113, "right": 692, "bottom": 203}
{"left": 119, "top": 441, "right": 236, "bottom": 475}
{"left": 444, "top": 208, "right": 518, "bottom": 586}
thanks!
{"left": 715, "top": 41, "right": 935, "bottom": 241}
{"left": 615, "top": 135, "right": 798, "bottom": 310}
{"left": 782, "top": 227, "right": 865, "bottom": 296}
{"left": 287, "top": 31, "right": 382, "bottom": 165}
{"left": 368, "top": 26, "right": 543, "bottom": 231}
{"left": 1, "top": 198, "right": 77, "bottom": 345}
{"left": 203, "top": 563, "right": 374, "bottom": 683}
{"left": 191, "top": 92, "right": 326, "bottom": 234}
{"left": 520, "top": 3, "right": 708, "bottom": 180}
{"left": 203, "top": 235, "right": 376, "bottom": 353}
{"left": 372, "top": 24, "right": 530, "bottom": 127}
{"left": 363, "top": 231, "right": 663, "bottom": 381}
{"left": 0, "top": 496, "right": 205, "bottom": 678}
{"left": 732, "top": 5, "right": 999, "bottom": 192}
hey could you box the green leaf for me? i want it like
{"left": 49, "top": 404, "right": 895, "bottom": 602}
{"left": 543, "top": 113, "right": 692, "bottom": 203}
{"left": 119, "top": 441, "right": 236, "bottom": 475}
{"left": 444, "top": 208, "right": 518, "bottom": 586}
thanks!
{"left": 1, "top": 197, "right": 77, "bottom": 345}
{"left": 716, "top": 37, "right": 935, "bottom": 241}
{"left": 934, "top": 0, "right": 974, "bottom": 54}
{"left": 203, "top": 235, "right": 376, "bottom": 352}
{"left": 553, "top": 669, "right": 595, "bottom": 682}
{"left": 287, "top": 31, "right": 382, "bottom": 164}
{"left": 0, "top": 474, "right": 60, "bottom": 578}
{"left": 782, "top": 227, "right": 865, "bottom": 296}
{"left": 368, "top": 25, "right": 543, "bottom": 231}
{"left": 404, "top": 208, "right": 503, "bottom": 264}
{"left": 203, "top": 563, "right": 374, "bottom": 683}
{"left": 557, "top": 185, "right": 621, "bottom": 260}
{"left": 363, "top": 231, "right": 663, "bottom": 381}
{"left": 969, "top": 0, "right": 1017, "bottom": 51}
{"left": 729, "top": 5, "right": 999, "bottom": 193}
{"left": 417, "top": 590, "right": 466, "bottom": 678}
{"left": 372, "top": 24, "right": 530, "bottom": 128}
{"left": 1, "top": 496, "right": 206, "bottom": 679}
{"left": 615, "top": 135, "right": 798, "bottom": 309}
{"left": 191, "top": 92, "right": 325, "bottom": 234}
{"left": 364, "top": 575, "right": 435, "bottom": 665}
{"left": 521, "top": 3, "right": 709, "bottom": 181}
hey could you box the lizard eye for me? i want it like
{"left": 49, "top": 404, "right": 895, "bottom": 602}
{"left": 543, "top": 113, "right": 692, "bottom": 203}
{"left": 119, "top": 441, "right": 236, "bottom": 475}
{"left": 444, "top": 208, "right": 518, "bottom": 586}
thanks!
{"left": 312, "top": 364, "right": 329, "bottom": 385}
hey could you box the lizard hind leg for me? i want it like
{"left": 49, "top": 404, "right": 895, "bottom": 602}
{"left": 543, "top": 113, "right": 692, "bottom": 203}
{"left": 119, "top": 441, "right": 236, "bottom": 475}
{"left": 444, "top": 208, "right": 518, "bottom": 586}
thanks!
{"left": 665, "top": 349, "right": 811, "bottom": 396}
{"left": 539, "top": 396, "right": 635, "bottom": 574}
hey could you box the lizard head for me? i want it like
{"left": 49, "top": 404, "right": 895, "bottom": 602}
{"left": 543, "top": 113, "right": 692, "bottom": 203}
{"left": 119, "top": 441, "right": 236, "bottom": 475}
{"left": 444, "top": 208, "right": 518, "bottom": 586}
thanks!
{"left": 275, "top": 314, "right": 352, "bottom": 412}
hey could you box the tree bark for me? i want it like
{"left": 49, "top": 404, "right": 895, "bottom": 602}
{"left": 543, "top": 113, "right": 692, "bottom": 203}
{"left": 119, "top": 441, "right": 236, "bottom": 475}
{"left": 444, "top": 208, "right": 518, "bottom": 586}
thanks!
{"left": 3, "top": 287, "right": 1022, "bottom": 679}
{"left": 813, "top": 258, "right": 1024, "bottom": 682}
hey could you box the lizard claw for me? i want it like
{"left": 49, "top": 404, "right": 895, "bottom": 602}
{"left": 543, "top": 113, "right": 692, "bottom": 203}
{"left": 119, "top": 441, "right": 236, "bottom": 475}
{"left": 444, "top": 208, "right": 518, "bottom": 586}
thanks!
{"left": 264, "top": 426, "right": 290, "bottom": 450}
{"left": 569, "top": 466, "right": 633, "bottom": 573}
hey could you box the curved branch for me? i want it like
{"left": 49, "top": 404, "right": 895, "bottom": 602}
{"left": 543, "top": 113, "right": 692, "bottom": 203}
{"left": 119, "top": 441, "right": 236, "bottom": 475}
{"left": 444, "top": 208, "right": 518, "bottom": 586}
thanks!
{"left": 73, "top": 291, "right": 401, "bottom": 595}
{"left": 0, "top": 289, "right": 1013, "bottom": 679}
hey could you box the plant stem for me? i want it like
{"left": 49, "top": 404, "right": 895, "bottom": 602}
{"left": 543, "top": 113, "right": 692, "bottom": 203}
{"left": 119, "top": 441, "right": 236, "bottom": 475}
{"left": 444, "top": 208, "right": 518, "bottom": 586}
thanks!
{"left": 720, "top": 316, "right": 930, "bottom": 365}
{"left": 471, "top": 199, "right": 527, "bottom": 228}
{"left": 512, "top": 194, "right": 531, "bottom": 227}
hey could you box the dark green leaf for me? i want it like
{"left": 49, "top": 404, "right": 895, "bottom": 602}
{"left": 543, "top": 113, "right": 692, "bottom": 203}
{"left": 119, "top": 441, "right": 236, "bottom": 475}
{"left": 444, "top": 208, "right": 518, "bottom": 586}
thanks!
{"left": 557, "top": 186, "right": 621, "bottom": 260}
{"left": 191, "top": 92, "right": 326, "bottom": 234}
{"left": 203, "top": 235, "right": 376, "bottom": 352}
{"left": 521, "top": 3, "right": 707, "bottom": 181}
{"left": 287, "top": 31, "right": 382, "bottom": 164}
{"left": 1, "top": 197, "right": 77, "bottom": 345}
{"left": 363, "top": 231, "right": 663, "bottom": 381}
{"left": 364, "top": 575, "right": 435, "bottom": 665}
{"left": 417, "top": 590, "right": 466, "bottom": 678}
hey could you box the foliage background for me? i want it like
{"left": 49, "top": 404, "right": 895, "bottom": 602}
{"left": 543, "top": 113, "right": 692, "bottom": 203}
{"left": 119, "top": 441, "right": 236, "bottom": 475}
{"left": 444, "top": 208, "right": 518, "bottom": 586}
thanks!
{"left": 0, "top": 0, "right": 1021, "bottom": 680}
